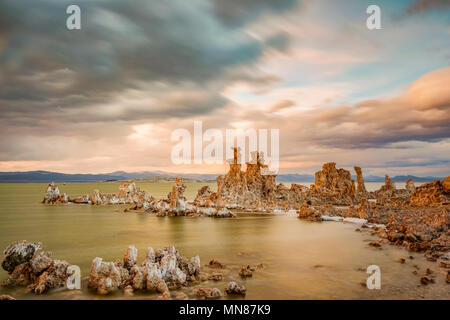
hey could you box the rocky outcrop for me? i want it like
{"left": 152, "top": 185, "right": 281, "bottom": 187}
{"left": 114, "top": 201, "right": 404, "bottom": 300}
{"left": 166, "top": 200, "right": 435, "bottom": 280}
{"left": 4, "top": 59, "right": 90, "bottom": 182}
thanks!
{"left": 88, "top": 245, "right": 200, "bottom": 295}
{"left": 224, "top": 281, "right": 246, "bottom": 296}
{"left": 310, "top": 163, "right": 356, "bottom": 205}
{"left": 214, "top": 149, "right": 277, "bottom": 209}
{"left": 168, "top": 177, "right": 187, "bottom": 216}
{"left": 88, "top": 258, "right": 123, "bottom": 295}
{"left": 409, "top": 178, "right": 450, "bottom": 207}
{"left": 1, "top": 241, "right": 71, "bottom": 294}
{"left": 194, "top": 287, "right": 222, "bottom": 299}
{"left": 42, "top": 182, "right": 68, "bottom": 204}
{"left": 136, "top": 178, "right": 235, "bottom": 218}
{"left": 2, "top": 241, "right": 42, "bottom": 273}
{"left": 298, "top": 204, "right": 322, "bottom": 222}
{"left": 42, "top": 181, "right": 154, "bottom": 206}
{"left": 354, "top": 166, "right": 367, "bottom": 194}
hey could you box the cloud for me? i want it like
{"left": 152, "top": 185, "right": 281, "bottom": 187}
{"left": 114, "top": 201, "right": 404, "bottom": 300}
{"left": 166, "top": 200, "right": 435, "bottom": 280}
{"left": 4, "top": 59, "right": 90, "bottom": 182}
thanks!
{"left": 406, "top": 0, "right": 450, "bottom": 14}
{"left": 278, "top": 67, "right": 450, "bottom": 149}
{"left": 210, "top": 0, "right": 299, "bottom": 27}
{"left": 0, "top": 0, "right": 298, "bottom": 123}
{"left": 270, "top": 100, "right": 296, "bottom": 112}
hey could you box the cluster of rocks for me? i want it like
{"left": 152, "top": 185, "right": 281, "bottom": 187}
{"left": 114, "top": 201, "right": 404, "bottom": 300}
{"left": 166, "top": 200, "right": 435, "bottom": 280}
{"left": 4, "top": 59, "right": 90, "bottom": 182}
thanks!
{"left": 88, "top": 245, "right": 200, "bottom": 298}
{"left": 42, "top": 181, "right": 154, "bottom": 205}
{"left": 190, "top": 150, "right": 361, "bottom": 212}
{"left": 126, "top": 177, "right": 235, "bottom": 218}
{"left": 1, "top": 241, "right": 71, "bottom": 294}
{"left": 193, "top": 280, "right": 246, "bottom": 299}
{"left": 1, "top": 241, "right": 250, "bottom": 299}
{"left": 88, "top": 245, "right": 248, "bottom": 299}
{"left": 42, "top": 178, "right": 234, "bottom": 218}
{"left": 42, "top": 182, "right": 69, "bottom": 204}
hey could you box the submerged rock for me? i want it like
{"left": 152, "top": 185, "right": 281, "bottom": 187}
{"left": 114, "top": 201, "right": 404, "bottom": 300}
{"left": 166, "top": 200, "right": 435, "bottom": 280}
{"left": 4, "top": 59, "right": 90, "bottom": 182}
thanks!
{"left": 195, "top": 287, "right": 222, "bottom": 299}
{"left": 224, "top": 281, "right": 246, "bottom": 296}
{"left": 239, "top": 265, "right": 253, "bottom": 277}
{"left": 208, "top": 259, "right": 226, "bottom": 269}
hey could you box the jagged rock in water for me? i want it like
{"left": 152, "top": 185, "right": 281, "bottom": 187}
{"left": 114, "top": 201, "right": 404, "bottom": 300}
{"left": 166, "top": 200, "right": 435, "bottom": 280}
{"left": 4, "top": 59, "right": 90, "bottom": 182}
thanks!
{"left": 298, "top": 204, "right": 322, "bottom": 222}
{"left": 89, "top": 245, "right": 201, "bottom": 295}
{"left": 90, "top": 189, "right": 103, "bottom": 205}
{"left": 124, "top": 245, "right": 138, "bottom": 270}
{"left": 1, "top": 241, "right": 72, "bottom": 294}
{"left": 42, "top": 182, "right": 68, "bottom": 204}
{"left": 208, "top": 259, "right": 226, "bottom": 269}
{"left": 215, "top": 148, "right": 277, "bottom": 209}
{"left": 239, "top": 265, "right": 253, "bottom": 277}
{"left": 2, "top": 262, "right": 34, "bottom": 287}
{"left": 32, "top": 260, "right": 70, "bottom": 294}
{"left": 44, "top": 180, "right": 154, "bottom": 206}
{"left": 409, "top": 178, "right": 450, "bottom": 207}
{"left": 310, "top": 162, "right": 356, "bottom": 205}
{"left": 194, "top": 186, "right": 218, "bottom": 207}
{"left": 224, "top": 281, "right": 246, "bottom": 296}
{"left": 175, "top": 291, "right": 189, "bottom": 300}
{"left": 195, "top": 287, "right": 222, "bottom": 299}
{"left": 144, "top": 178, "right": 235, "bottom": 218}
{"left": 169, "top": 177, "right": 187, "bottom": 216}
{"left": 208, "top": 273, "right": 223, "bottom": 281}
{"left": 2, "top": 241, "right": 41, "bottom": 273}
{"left": 70, "top": 194, "right": 89, "bottom": 204}
{"left": 130, "top": 265, "right": 147, "bottom": 290}
{"left": 354, "top": 166, "right": 367, "bottom": 194}
{"left": 88, "top": 257, "right": 123, "bottom": 295}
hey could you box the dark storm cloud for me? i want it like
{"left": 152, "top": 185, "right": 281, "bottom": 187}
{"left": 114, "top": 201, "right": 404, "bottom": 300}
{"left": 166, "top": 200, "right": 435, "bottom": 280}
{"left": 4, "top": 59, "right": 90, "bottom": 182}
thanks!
{"left": 211, "top": 0, "right": 299, "bottom": 27}
{"left": 0, "top": 0, "right": 297, "bottom": 123}
{"left": 406, "top": 0, "right": 450, "bottom": 13}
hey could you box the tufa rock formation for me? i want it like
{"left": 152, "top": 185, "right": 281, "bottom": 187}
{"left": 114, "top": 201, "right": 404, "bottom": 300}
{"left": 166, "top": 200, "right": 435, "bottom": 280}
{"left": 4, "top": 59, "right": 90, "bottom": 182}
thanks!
{"left": 88, "top": 245, "right": 200, "bottom": 296}
{"left": 354, "top": 166, "right": 367, "bottom": 194}
{"left": 1, "top": 241, "right": 71, "bottom": 294}
{"left": 409, "top": 179, "right": 450, "bottom": 207}
{"left": 42, "top": 182, "right": 68, "bottom": 204}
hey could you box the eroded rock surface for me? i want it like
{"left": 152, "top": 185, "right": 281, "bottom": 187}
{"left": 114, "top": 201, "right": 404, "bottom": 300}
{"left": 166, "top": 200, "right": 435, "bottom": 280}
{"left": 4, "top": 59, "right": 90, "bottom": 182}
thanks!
{"left": 224, "top": 281, "right": 246, "bottom": 296}
{"left": 42, "top": 182, "right": 68, "bottom": 204}
{"left": 409, "top": 179, "right": 450, "bottom": 207}
{"left": 88, "top": 245, "right": 200, "bottom": 295}
{"left": 1, "top": 241, "right": 71, "bottom": 294}
{"left": 42, "top": 181, "right": 154, "bottom": 206}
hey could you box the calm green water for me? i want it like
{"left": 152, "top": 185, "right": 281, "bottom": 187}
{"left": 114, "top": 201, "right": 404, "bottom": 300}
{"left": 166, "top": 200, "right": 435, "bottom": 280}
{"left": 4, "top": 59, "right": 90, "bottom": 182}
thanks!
{"left": 0, "top": 182, "right": 448, "bottom": 300}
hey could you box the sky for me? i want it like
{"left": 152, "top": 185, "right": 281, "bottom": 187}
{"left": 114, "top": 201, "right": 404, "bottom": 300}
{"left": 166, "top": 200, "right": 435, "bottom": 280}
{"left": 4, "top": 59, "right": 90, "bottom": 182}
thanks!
{"left": 0, "top": 0, "right": 449, "bottom": 177}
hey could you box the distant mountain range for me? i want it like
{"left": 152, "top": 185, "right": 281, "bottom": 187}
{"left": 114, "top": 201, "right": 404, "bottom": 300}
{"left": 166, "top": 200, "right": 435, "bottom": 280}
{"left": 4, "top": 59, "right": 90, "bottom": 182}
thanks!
{"left": 0, "top": 170, "right": 442, "bottom": 183}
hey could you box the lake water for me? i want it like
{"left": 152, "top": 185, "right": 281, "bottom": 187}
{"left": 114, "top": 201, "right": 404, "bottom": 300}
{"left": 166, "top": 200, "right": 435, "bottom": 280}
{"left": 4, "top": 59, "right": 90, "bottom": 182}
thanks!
{"left": 0, "top": 182, "right": 448, "bottom": 300}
